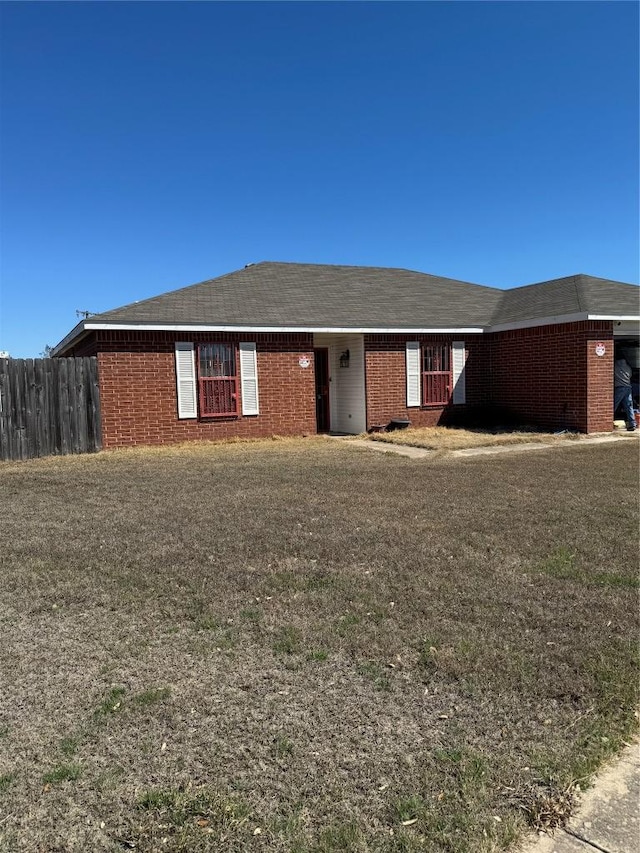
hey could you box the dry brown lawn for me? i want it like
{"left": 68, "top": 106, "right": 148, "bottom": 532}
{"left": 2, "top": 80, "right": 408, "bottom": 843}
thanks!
{"left": 0, "top": 438, "right": 638, "bottom": 853}
{"left": 368, "top": 426, "right": 584, "bottom": 451}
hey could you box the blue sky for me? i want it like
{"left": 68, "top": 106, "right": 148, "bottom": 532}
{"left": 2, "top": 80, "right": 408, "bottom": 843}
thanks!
{"left": 1, "top": 0, "right": 638, "bottom": 357}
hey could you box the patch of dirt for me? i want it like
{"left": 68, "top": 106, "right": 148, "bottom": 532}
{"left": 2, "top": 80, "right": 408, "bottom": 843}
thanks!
{"left": 369, "top": 426, "right": 584, "bottom": 451}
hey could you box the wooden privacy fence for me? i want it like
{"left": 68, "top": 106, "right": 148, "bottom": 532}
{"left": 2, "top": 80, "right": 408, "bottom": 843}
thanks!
{"left": 0, "top": 357, "right": 101, "bottom": 461}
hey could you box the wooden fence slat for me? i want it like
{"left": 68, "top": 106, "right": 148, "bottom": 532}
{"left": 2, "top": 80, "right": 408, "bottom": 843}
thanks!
{"left": 75, "top": 358, "right": 88, "bottom": 454}
{"left": 57, "top": 359, "right": 71, "bottom": 455}
{"left": 67, "top": 358, "right": 79, "bottom": 454}
{"left": 88, "top": 357, "right": 102, "bottom": 451}
{"left": 24, "top": 359, "right": 38, "bottom": 459}
{"left": 5, "top": 359, "right": 17, "bottom": 461}
{"left": 74, "top": 358, "right": 84, "bottom": 454}
{"left": 12, "top": 360, "right": 27, "bottom": 460}
{"left": 46, "top": 358, "right": 61, "bottom": 455}
{"left": 34, "top": 359, "right": 47, "bottom": 457}
{"left": 7, "top": 360, "right": 18, "bottom": 460}
{"left": 0, "top": 359, "right": 12, "bottom": 461}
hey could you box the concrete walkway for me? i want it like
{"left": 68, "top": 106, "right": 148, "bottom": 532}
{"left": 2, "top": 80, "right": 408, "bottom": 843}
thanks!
{"left": 340, "top": 431, "right": 638, "bottom": 460}
{"left": 519, "top": 740, "right": 639, "bottom": 853}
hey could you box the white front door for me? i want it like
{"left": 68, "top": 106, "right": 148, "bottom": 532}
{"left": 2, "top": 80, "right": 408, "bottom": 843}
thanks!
{"left": 313, "top": 334, "right": 366, "bottom": 434}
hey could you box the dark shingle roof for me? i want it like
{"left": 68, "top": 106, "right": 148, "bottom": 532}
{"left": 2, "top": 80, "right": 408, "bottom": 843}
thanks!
{"left": 55, "top": 263, "right": 639, "bottom": 354}
{"left": 491, "top": 274, "right": 640, "bottom": 326}
{"left": 88, "top": 262, "right": 504, "bottom": 329}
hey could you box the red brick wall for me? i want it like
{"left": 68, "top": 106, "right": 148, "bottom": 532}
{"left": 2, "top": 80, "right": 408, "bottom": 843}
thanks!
{"left": 586, "top": 333, "right": 615, "bottom": 433}
{"left": 585, "top": 334, "right": 614, "bottom": 432}
{"left": 76, "top": 331, "right": 317, "bottom": 448}
{"left": 364, "top": 325, "right": 614, "bottom": 433}
{"left": 487, "top": 321, "right": 614, "bottom": 433}
{"left": 364, "top": 335, "right": 490, "bottom": 428}
{"left": 65, "top": 322, "right": 615, "bottom": 447}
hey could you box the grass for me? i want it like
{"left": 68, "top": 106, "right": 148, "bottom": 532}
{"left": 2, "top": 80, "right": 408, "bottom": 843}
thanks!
{"left": 273, "top": 735, "right": 295, "bottom": 757}
{"left": 273, "top": 625, "right": 303, "bottom": 655}
{"left": 59, "top": 735, "right": 80, "bottom": 757}
{"left": 132, "top": 786, "right": 252, "bottom": 849}
{"left": 42, "top": 764, "right": 82, "bottom": 785}
{"left": 368, "top": 425, "right": 585, "bottom": 451}
{"left": 0, "top": 773, "right": 15, "bottom": 793}
{"left": 538, "top": 547, "right": 639, "bottom": 588}
{"left": 93, "top": 686, "right": 126, "bottom": 718}
{"left": 0, "top": 437, "right": 638, "bottom": 852}
{"left": 306, "top": 648, "right": 329, "bottom": 662}
{"left": 312, "top": 822, "right": 363, "bottom": 851}
{"left": 392, "top": 793, "right": 426, "bottom": 823}
{"left": 357, "top": 660, "right": 392, "bottom": 691}
{"left": 132, "top": 686, "right": 171, "bottom": 707}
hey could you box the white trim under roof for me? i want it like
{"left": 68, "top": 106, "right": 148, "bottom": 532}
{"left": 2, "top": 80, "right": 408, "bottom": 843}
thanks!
{"left": 589, "top": 315, "right": 640, "bottom": 322}
{"left": 52, "top": 313, "right": 640, "bottom": 355}
{"left": 83, "top": 322, "right": 486, "bottom": 334}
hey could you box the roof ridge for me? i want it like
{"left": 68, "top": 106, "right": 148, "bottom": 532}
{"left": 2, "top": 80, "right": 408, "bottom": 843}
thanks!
{"left": 571, "top": 274, "right": 584, "bottom": 313}
{"left": 489, "top": 289, "right": 509, "bottom": 325}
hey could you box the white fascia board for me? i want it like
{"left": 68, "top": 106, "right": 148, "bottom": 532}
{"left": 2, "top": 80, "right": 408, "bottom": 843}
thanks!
{"left": 587, "top": 315, "right": 640, "bottom": 322}
{"left": 83, "top": 322, "right": 486, "bottom": 334}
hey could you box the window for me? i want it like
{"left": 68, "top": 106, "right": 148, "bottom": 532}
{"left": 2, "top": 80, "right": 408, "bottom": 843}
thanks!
{"left": 406, "top": 341, "right": 466, "bottom": 408}
{"left": 175, "top": 342, "right": 259, "bottom": 420}
{"left": 198, "top": 343, "right": 238, "bottom": 417}
{"left": 422, "top": 344, "right": 451, "bottom": 406}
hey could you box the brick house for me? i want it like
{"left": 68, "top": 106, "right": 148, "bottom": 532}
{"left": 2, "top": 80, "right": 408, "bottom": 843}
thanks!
{"left": 52, "top": 262, "right": 639, "bottom": 449}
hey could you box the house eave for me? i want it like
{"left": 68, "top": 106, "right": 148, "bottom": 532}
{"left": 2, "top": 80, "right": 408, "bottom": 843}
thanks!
{"left": 485, "top": 312, "right": 639, "bottom": 333}
{"left": 51, "top": 321, "right": 88, "bottom": 356}
{"left": 53, "top": 313, "right": 639, "bottom": 356}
